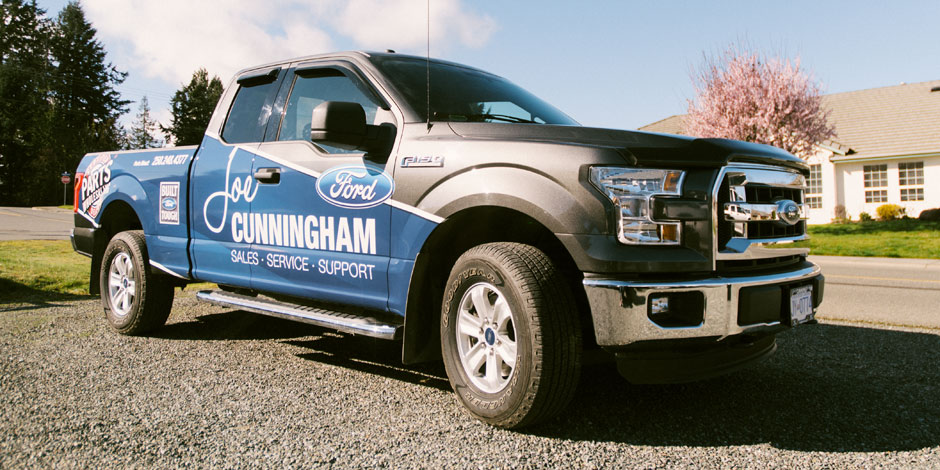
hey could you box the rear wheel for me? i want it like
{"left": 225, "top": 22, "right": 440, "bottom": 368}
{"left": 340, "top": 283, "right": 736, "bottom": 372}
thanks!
{"left": 440, "top": 242, "right": 581, "bottom": 428}
{"left": 100, "top": 230, "right": 174, "bottom": 335}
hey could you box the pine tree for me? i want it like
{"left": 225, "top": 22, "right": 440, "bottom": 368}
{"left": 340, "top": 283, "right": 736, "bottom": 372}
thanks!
{"left": 48, "top": 1, "right": 128, "bottom": 177}
{"left": 686, "top": 45, "right": 835, "bottom": 158}
{"left": 0, "top": 0, "right": 53, "bottom": 205}
{"left": 163, "top": 68, "right": 223, "bottom": 146}
{"left": 127, "top": 96, "right": 162, "bottom": 149}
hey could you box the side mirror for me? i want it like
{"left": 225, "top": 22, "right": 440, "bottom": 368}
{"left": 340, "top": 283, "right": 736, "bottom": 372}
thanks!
{"left": 310, "top": 101, "right": 367, "bottom": 150}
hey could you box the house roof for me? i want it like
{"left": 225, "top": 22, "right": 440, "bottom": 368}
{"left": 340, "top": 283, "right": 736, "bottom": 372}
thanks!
{"left": 638, "top": 79, "right": 940, "bottom": 161}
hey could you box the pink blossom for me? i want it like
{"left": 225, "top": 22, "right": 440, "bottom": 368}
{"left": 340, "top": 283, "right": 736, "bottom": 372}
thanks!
{"left": 686, "top": 46, "right": 835, "bottom": 158}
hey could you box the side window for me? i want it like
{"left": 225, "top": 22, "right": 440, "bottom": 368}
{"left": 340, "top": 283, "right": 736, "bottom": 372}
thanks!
{"left": 221, "top": 72, "right": 280, "bottom": 144}
{"left": 277, "top": 68, "right": 382, "bottom": 152}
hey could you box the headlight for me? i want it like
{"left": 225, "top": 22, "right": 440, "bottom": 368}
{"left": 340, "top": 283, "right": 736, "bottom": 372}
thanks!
{"left": 589, "top": 167, "right": 684, "bottom": 245}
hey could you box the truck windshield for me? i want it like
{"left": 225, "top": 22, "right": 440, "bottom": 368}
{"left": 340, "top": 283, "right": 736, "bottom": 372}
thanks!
{"left": 370, "top": 56, "right": 579, "bottom": 126}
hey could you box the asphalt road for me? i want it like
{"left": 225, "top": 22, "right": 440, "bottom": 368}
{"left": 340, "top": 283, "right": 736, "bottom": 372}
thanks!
{"left": 1, "top": 292, "right": 937, "bottom": 468}
{"left": 810, "top": 255, "right": 940, "bottom": 329}
{"left": 0, "top": 206, "right": 73, "bottom": 241}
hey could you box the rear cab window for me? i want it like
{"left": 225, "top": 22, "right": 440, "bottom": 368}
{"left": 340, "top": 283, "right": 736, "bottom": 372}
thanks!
{"left": 221, "top": 68, "right": 283, "bottom": 144}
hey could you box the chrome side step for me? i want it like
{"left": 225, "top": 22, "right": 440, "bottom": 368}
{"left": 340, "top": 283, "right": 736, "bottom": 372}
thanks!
{"left": 196, "top": 290, "right": 402, "bottom": 340}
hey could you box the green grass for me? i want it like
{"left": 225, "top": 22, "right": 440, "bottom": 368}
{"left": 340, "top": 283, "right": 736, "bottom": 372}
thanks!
{"left": 0, "top": 240, "right": 92, "bottom": 303}
{"left": 794, "top": 219, "right": 940, "bottom": 259}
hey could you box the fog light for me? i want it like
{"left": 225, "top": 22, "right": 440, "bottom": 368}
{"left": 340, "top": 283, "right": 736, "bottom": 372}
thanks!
{"left": 647, "top": 292, "right": 705, "bottom": 328}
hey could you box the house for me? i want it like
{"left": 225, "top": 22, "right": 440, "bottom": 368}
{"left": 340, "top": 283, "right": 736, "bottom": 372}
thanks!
{"left": 639, "top": 80, "right": 940, "bottom": 224}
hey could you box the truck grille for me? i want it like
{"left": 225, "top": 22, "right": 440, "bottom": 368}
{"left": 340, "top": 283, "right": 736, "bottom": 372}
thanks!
{"left": 714, "top": 164, "right": 809, "bottom": 266}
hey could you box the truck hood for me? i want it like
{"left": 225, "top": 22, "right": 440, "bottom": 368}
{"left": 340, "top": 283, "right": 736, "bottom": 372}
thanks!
{"left": 447, "top": 122, "right": 807, "bottom": 172}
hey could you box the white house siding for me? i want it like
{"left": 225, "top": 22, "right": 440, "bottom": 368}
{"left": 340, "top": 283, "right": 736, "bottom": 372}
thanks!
{"left": 805, "top": 149, "right": 839, "bottom": 224}
{"left": 835, "top": 155, "right": 939, "bottom": 221}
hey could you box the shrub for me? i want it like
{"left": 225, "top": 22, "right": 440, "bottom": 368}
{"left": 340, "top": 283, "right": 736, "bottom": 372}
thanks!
{"left": 859, "top": 212, "right": 873, "bottom": 222}
{"left": 876, "top": 204, "right": 906, "bottom": 221}
{"left": 920, "top": 208, "right": 940, "bottom": 221}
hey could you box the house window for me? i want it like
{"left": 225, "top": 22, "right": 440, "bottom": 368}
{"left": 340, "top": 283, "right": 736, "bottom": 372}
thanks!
{"left": 898, "top": 162, "right": 924, "bottom": 186}
{"left": 806, "top": 164, "right": 822, "bottom": 209}
{"left": 901, "top": 188, "right": 924, "bottom": 202}
{"left": 865, "top": 190, "right": 888, "bottom": 203}
{"left": 898, "top": 161, "right": 924, "bottom": 201}
{"left": 863, "top": 164, "right": 887, "bottom": 188}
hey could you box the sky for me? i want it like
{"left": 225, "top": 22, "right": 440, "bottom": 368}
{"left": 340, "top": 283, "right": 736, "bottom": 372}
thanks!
{"left": 36, "top": 0, "right": 940, "bottom": 135}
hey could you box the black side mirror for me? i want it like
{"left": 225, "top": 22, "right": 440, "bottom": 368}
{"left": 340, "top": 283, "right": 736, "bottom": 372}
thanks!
{"left": 310, "top": 101, "right": 367, "bottom": 150}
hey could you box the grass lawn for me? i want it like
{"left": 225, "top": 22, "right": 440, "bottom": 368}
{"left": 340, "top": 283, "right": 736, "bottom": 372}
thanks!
{"left": 0, "top": 240, "right": 214, "bottom": 304}
{"left": 0, "top": 240, "right": 92, "bottom": 303}
{"left": 795, "top": 219, "right": 940, "bottom": 259}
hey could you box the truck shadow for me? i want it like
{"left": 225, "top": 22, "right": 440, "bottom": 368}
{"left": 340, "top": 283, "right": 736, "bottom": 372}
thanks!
{"left": 530, "top": 323, "right": 940, "bottom": 453}
{"left": 158, "top": 308, "right": 939, "bottom": 453}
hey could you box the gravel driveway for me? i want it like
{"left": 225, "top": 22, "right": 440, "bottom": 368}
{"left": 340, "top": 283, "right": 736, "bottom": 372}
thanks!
{"left": 2, "top": 289, "right": 938, "bottom": 468}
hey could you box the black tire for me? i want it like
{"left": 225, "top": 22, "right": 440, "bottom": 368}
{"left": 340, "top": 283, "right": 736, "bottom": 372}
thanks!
{"left": 440, "top": 242, "right": 582, "bottom": 428}
{"left": 99, "top": 230, "right": 174, "bottom": 335}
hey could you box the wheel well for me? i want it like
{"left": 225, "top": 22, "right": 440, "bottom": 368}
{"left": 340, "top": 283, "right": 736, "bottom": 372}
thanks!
{"left": 89, "top": 200, "right": 143, "bottom": 295}
{"left": 402, "top": 206, "right": 595, "bottom": 364}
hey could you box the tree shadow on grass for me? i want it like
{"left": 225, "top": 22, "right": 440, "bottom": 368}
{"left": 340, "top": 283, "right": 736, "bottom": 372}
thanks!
{"left": 0, "top": 277, "right": 93, "bottom": 310}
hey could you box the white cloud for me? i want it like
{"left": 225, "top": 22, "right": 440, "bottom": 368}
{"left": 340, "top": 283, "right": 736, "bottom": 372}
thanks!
{"left": 82, "top": 0, "right": 495, "bottom": 87}
{"left": 335, "top": 0, "right": 497, "bottom": 52}
{"left": 83, "top": 0, "right": 335, "bottom": 86}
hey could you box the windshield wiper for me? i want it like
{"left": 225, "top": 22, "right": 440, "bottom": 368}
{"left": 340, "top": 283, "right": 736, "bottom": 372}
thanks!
{"left": 473, "top": 113, "right": 538, "bottom": 124}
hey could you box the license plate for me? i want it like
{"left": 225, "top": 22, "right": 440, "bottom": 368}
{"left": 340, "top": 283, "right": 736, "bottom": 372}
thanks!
{"left": 789, "top": 285, "right": 814, "bottom": 326}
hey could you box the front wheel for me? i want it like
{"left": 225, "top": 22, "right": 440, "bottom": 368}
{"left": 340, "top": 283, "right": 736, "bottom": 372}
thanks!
{"left": 100, "top": 230, "right": 174, "bottom": 335}
{"left": 441, "top": 242, "right": 582, "bottom": 428}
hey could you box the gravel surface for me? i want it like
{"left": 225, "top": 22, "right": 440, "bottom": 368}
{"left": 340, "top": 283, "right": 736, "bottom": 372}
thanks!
{"left": 2, "top": 290, "right": 939, "bottom": 468}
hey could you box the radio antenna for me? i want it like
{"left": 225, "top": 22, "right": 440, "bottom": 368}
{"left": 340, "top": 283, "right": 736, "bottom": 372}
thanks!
{"left": 426, "top": 0, "right": 431, "bottom": 131}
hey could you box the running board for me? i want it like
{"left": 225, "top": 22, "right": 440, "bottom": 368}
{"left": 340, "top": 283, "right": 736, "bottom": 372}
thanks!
{"left": 196, "top": 290, "right": 402, "bottom": 340}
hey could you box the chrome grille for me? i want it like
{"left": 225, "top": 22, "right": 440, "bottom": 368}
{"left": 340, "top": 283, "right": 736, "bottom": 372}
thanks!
{"left": 713, "top": 164, "right": 810, "bottom": 269}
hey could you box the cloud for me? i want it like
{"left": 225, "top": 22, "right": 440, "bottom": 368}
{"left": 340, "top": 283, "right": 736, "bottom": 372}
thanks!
{"left": 81, "top": 0, "right": 495, "bottom": 87}
{"left": 335, "top": 0, "right": 497, "bottom": 52}
{"left": 83, "top": 0, "right": 334, "bottom": 86}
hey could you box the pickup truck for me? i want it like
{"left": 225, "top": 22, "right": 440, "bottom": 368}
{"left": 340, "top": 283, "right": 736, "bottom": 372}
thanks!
{"left": 72, "top": 51, "right": 824, "bottom": 428}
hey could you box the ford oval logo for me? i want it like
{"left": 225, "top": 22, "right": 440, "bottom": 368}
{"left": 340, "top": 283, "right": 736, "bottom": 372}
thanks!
{"left": 316, "top": 165, "right": 394, "bottom": 209}
{"left": 162, "top": 197, "right": 177, "bottom": 211}
{"left": 775, "top": 199, "right": 802, "bottom": 226}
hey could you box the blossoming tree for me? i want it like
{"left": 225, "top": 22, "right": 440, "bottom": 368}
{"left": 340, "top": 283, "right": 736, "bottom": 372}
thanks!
{"left": 686, "top": 47, "right": 835, "bottom": 158}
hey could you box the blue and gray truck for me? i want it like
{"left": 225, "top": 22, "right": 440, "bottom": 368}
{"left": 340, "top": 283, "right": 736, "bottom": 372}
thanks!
{"left": 72, "top": 51, "right": 824, "bottom": 428}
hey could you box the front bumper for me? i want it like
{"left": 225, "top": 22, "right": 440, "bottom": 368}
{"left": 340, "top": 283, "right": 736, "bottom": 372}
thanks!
{"left": 583, "top": 263, "right": 824, "bottom": 348}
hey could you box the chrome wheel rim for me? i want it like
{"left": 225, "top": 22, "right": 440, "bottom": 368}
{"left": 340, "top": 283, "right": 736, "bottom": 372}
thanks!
{"left": 108, "top": 252, "right": 136, "bottom": 317}
{"left": 456, "top": 282, "right": 517, "bottom": 393}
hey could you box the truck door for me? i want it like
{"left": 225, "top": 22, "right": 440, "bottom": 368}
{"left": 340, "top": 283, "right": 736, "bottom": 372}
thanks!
{"left": 247, "top": 64, "right": 397, "bottom": 311}
{"left": 189, "top": 68, "right": 284, "bottom": 288}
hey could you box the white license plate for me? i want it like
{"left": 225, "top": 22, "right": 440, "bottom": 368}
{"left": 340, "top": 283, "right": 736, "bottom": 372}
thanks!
{"left": 789, "top": 285, "right": 814, "bottom": 325}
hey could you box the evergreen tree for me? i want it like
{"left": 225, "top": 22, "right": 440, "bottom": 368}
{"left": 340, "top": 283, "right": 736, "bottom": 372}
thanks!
{"left": 126, "top": 96, "right": 162, "bottom": 149}
{"left": 48, "top": 1, "right": 128, "bottom": 179}
{"left": 0, "top": 0, "right": 53, "bottom": 205}
{"left": 163, "top": 68, "right": 223, "bottom": 146}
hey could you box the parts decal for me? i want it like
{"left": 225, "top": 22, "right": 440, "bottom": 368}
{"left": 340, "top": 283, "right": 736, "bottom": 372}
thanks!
{"left": 159, "top": 181, "right": 180, "bottom": 225}
{"left": 316, "top": 165, "right": 394, "bottom": 209}
{"left": 80, "top": 154, "right": 113, "bottom": 218}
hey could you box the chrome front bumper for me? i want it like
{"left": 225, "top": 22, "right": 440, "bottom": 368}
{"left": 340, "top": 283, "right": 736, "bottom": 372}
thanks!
{"left": 583, "top": 264, "right": 824, "bottom": 347}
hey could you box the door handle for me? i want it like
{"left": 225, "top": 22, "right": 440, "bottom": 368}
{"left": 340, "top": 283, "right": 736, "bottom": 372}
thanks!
{"left": 253, "top": 167, "right": 281, "bottom": 184}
